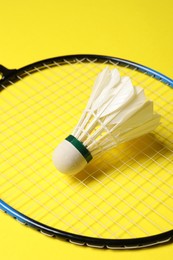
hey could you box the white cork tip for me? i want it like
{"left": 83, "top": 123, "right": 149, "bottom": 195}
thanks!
{"left": 53, "top": 140, "right": 87, "bottom": 175}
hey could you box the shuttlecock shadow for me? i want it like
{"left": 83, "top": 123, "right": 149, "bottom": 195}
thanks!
{"left": 74, "top": 133, "right": 168, "bottom": 182}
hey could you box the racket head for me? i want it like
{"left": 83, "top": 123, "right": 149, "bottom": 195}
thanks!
{"left": 0, "top": 54, "right": 173, "bottom": 249}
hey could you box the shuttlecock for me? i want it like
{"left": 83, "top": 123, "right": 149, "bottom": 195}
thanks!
{"left": 53, "top": 67, "right": 160, "bottom": 175}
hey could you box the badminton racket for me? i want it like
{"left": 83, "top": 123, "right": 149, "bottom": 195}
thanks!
{"left": 0, "top": 54, "right": 173, "bottom": 249}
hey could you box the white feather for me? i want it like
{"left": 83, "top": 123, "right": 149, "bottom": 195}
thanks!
{"left": 96, "top": 76, "right": 136, "bottom": 117}
{"left": 90, "top": 67, "right": 120, "bottom": 105}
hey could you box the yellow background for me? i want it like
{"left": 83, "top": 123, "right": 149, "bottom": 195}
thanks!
{"left": 0, "top": 0, "right": 172, "bottom": 259}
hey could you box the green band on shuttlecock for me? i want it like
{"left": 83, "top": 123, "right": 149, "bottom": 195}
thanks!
{"left": 65, "top": 135, "right": 92, "bottom": 163}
